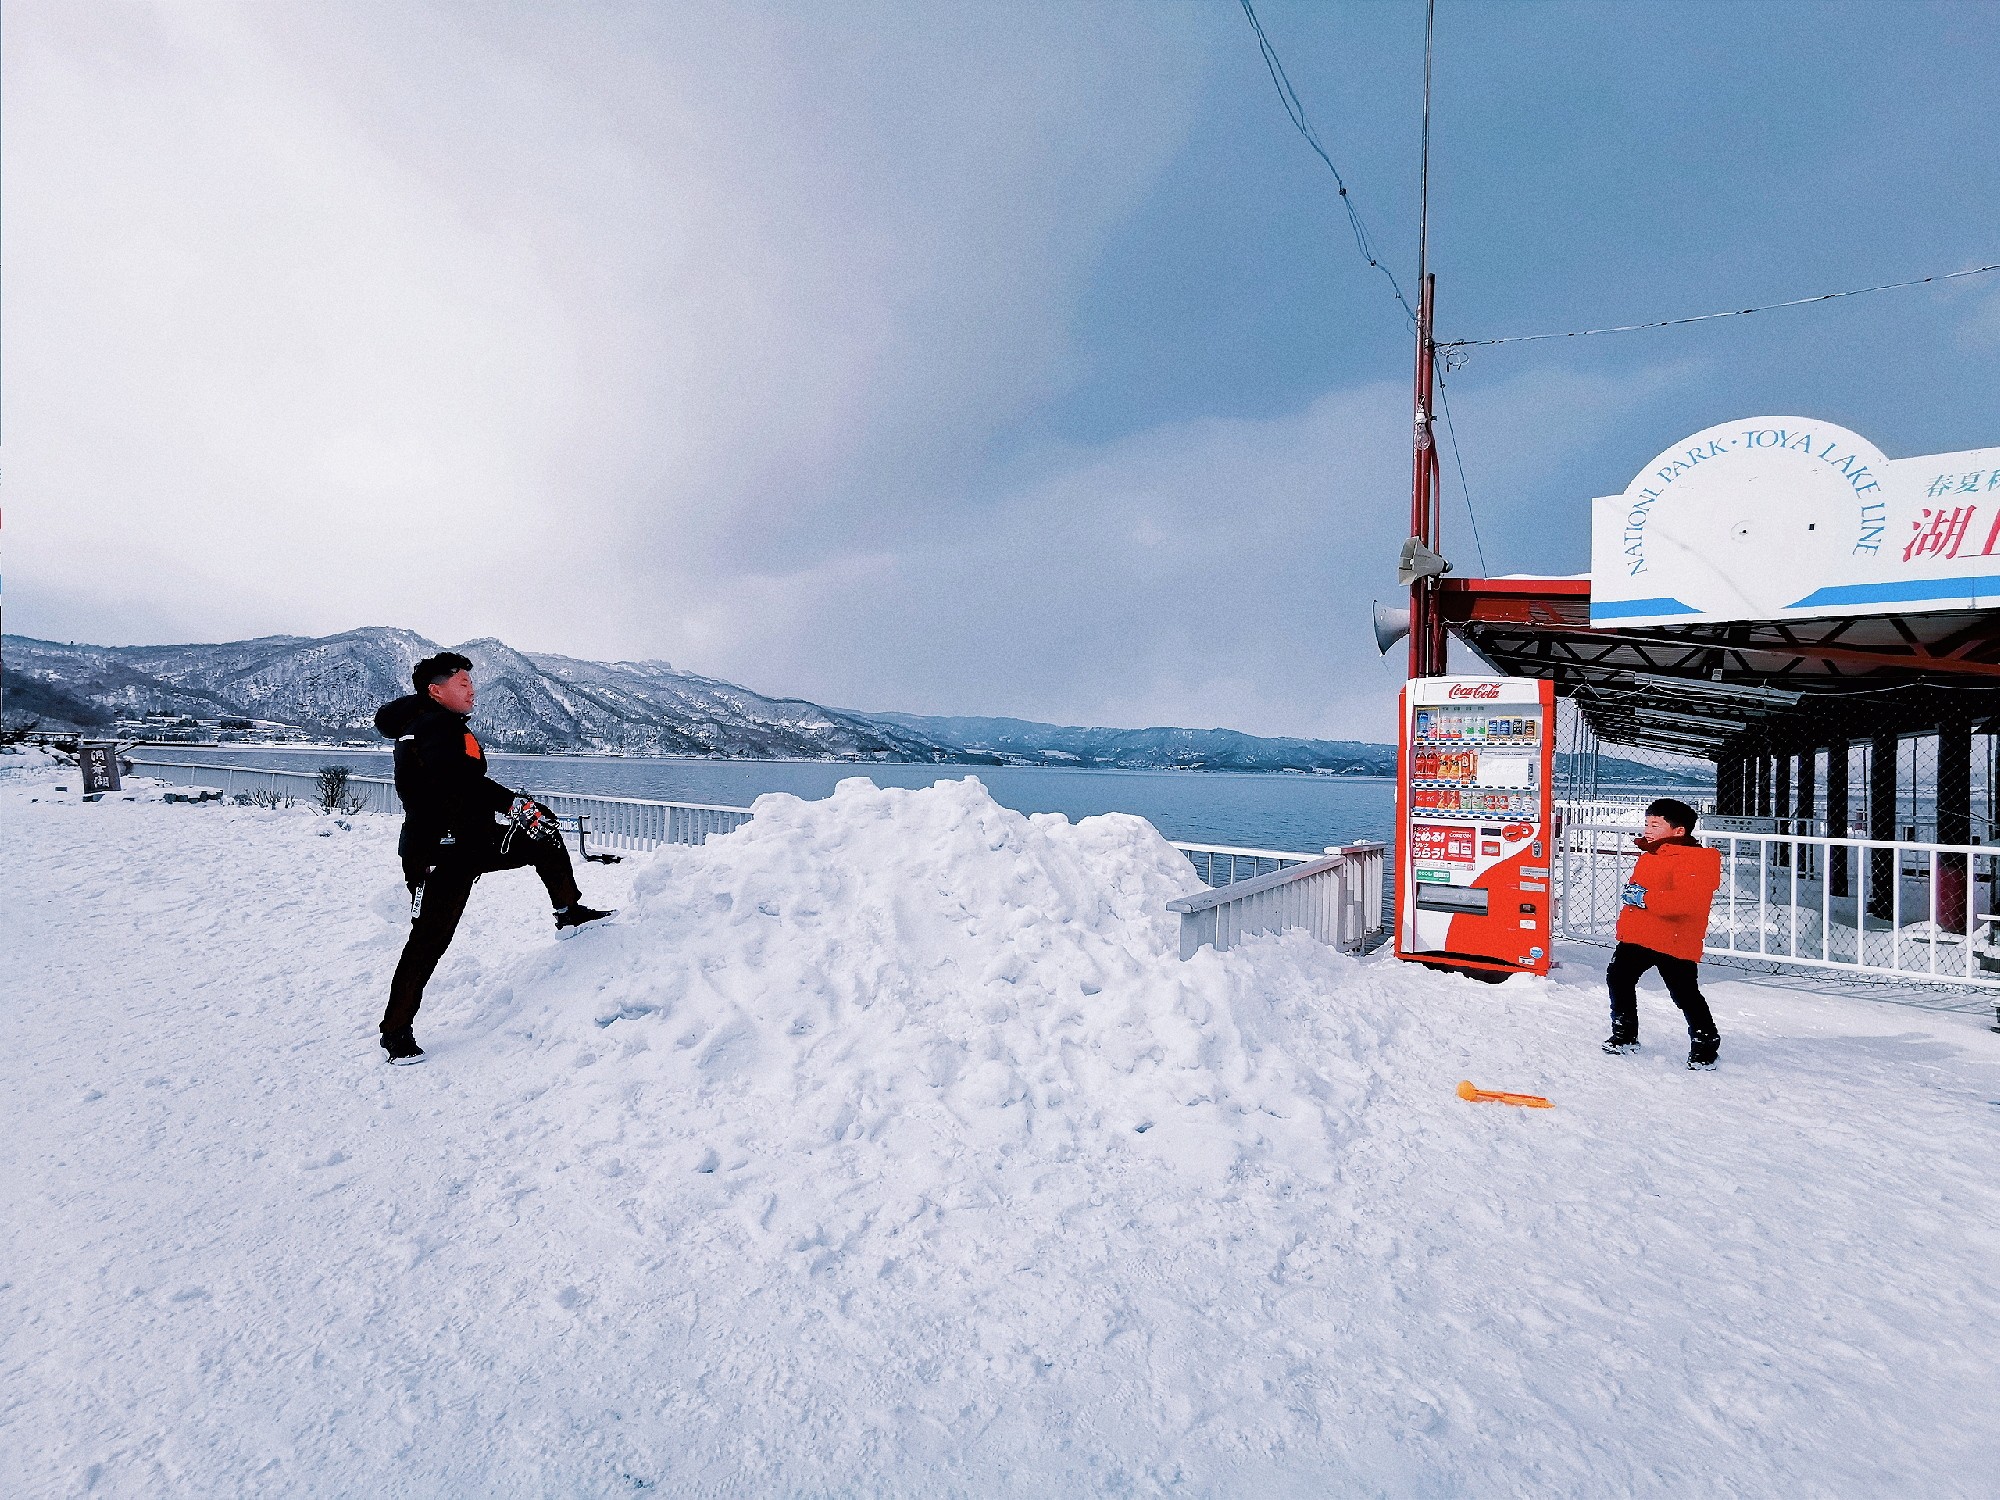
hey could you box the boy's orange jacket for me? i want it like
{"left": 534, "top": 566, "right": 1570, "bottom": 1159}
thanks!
{"left": 1616, "top": 836, "right": 1722, "bottom": 961}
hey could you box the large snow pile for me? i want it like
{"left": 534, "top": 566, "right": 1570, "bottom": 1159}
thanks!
{"left": 5, "top": 768, "right": 1999, "bottom": 1497}
{"left": 482, "top": 776, "right": 1361, "bottom": 1191}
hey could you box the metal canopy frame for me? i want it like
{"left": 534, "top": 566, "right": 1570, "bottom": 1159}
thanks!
{"left": 1437, "top": 577, "right": 2000, "bottom": 757}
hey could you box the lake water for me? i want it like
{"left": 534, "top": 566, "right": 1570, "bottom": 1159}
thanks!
{"left": 134, "top": 746, "right": 1397, "bottom": 855}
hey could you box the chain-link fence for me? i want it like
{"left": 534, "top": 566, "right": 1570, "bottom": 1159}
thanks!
{"left": 1552, "top": 698, "right": 1716, "bottom": 814}
{"left": 1551, "top": 694, "right": 2000, "bottom": 991}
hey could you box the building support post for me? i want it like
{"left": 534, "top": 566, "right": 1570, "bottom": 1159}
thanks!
{"left": 1938, "top": 711, "right": 1972, "bottom": 934}
{"left": 1717, "top": 755, "right": 1742, "bottom": 815}
{"left": 1869, "top": 734, "right": 1898, "bottom": 922}
{"left": 1774, "top": 750, "right": 1793, "bottom": 865}
{"left": 1796, "top": 745, "right": 1817, "bottom": 881}
{"left": 1828, "top": 740, "right": 1851, "bottom": 899}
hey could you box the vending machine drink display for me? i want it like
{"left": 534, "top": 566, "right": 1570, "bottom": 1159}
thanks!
{"left": 1395, "top": 675, "right": 1557, "bottom": 979}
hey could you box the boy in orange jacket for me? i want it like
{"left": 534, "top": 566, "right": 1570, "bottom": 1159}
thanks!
{"left": 1604, "top": 797, "right": 1723, "bottom": 1069}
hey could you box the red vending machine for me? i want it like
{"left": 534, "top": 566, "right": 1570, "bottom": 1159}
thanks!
{"left": 1395, "top": 675, "right": 1557, "bottom": 980}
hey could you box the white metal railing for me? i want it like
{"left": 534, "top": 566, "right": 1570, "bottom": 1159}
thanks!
{"left": 532, "top": 790, "right": 752, "bottom": 853}
{"left": 1554, "top": 795, "right": 1723, "bottom": 830}
{"left": 1167, "top": 841, "right": 1387, "bottom": 959}
{"left": 1557, "top": 819, "right": 2000, "bottom": 988}
{"left": 131, "top": 758, "right": 1384, "bottom": 954}
{"left": 131, "top": 758, "right": 405, "bottom": 814}
{"left": 1169, "top": 841, "right": 1320, "bottom": 887}
{"left": 129, "top": 760, "right": 751, "bottom": 855}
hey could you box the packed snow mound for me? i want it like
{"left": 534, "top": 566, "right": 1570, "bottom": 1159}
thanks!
{"left": 0, "top": 746, "right": 70, "bottom": 776}
{"left": 487, "top": 775, "right": 1369, "bottom": 1182}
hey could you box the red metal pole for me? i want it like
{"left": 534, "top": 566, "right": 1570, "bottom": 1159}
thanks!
{"left": 1407, "top": 272, "right": 1438, "bottom": 680}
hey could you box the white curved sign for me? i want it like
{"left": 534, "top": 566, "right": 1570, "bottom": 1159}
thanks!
{"left": 1589, "top": 416, "right": 2000, "bottom": 625}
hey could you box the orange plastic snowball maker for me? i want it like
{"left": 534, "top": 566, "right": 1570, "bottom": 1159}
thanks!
{"left": 1456, "top": 1079, "right": 1554, "bottom": 1109}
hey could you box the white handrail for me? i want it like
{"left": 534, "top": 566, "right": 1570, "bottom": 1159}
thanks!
{"left": 128, "top": 760, "right": 1370, "bottom": 923}
{"left": 1168, "top": 841, "right": 1386, "bottom": 959}
{"left": 126, "top": 759, "right": 752, "bottom": 849}
{"left": 1169, "top": 840, "right": 1321, "bottom": 862}
{"left": 1556, "top": 819, "right": 2000, "bottom": 988}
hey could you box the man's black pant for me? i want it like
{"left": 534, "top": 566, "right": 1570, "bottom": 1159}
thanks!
{"left": 382, "top": 833, "right": 582, "bottom": 1037}
{"left": 1606, "top": 942, "right": 1719, "bottom": 1041}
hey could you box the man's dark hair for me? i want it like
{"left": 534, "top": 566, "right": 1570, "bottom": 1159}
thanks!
{"left": 412, "top": 651, "right": 474, "bottom": 693}
{"left": 1646, "top": 797, "right": 1698, "bottom": 834}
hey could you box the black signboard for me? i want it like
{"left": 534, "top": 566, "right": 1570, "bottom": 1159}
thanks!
{"left": 80, "top": 741, "right": 123, "bottom": 795}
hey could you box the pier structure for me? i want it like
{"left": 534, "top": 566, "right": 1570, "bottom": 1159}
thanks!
{"left": 1426, "top": 419, "right": 2000, "bottom": 988}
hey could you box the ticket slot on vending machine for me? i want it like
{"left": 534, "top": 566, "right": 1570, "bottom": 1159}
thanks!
{"left": 1413, "top": 885, "right": 1488, "bottom": 916}
{"left": 1395, "top": 676, "right": 1557, "bottom": 980}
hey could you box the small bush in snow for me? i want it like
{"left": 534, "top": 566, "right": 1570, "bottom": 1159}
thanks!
{"left": 314, "top": 765, "right": 367, "bottom": 815}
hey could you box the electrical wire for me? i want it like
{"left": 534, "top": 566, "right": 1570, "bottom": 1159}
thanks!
{"left": 1441, "top": 261, "right": 2000, "bottom": 351}
{"left": 1237, "top": 0, "right": 1416, "bottom": 325}
{"left": 1433, "top": 373, "right": 1488, "bottom": 574}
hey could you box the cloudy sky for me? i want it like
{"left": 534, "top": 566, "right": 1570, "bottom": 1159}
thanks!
{"left": 8, "top": 1, "right": 1999, "bottom": 737}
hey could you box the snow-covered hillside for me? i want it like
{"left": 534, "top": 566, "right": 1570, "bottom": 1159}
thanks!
{"left": 7, "top": 630, "right": 1454, "bottom": 773}
{"left": 3, "top": 763, "right": 1996, "bottom": 1496}
{"left": 2, "top": 629, "right": 959, "bottom": 759}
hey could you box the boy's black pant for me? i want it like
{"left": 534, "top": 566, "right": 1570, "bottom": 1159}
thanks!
{"left": 1606, "top": 942, "right": 1719, "bottom": 1041}
{"left": 382, "top": 833, "right": 582, "bottom": 1037}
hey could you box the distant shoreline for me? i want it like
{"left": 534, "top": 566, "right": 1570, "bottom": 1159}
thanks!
{"left": 121, "top": 742, "right": 1711, "bottom": 788}
{"left": 124, "top": 741, "right": 1410, "bottom": 780}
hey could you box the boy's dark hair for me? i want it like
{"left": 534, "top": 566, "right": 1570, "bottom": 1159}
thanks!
{"left": 1646, "top": 797, "right": 1698, "bottom": 834}
{"left": 412, "top": 651, "right": 474, "bottom": 693}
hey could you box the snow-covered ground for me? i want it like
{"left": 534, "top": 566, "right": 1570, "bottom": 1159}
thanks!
{"left": 4, "top": 760, "right": 1999, "bottom": 1497}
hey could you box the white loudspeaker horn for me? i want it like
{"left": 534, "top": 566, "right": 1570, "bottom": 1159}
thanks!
{"left": 1396, "top": 536, "right": 1453, "bottom": 587}
{"left": 1373, "top": 600, "right": 1412, "bottom": 655}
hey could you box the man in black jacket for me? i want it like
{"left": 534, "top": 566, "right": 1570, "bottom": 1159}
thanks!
{"left": 373, "top": 651, "right": 610, "bottom": 1063}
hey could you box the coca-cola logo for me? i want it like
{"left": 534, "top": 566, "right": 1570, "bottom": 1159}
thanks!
{"left": 1446, "top": 683, "right": 1503, "bottom": 700}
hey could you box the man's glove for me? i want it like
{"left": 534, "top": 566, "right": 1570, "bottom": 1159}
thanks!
{"left": 508, "top": 796, "right": 560, "bottom": 842}
{"left": 1621, "top": 882, "right": 1647, "bottom": 910}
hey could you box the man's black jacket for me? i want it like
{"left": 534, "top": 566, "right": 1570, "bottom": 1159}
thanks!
{"left": 374, "top": 694, "right": 520, "bottom": 867}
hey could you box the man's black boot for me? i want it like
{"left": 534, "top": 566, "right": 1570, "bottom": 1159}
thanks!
{"left": 555, "top": 903, "right": 614, "bottom": 933}
{"left": 382, "top": 1028, "right": 426, "bottom": 1065}
{"left": 1687, "top": 1030, "right": 1720, "bottom": 1070}
{"left": 1602, "top": 1035, "right": 1640, "bottom": 1055}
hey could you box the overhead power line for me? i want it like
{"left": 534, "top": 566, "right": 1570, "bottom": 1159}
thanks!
{"left": 1237, "top": 0, "right": 1415, "bottom": 325}
{"left": 1441, "top": 261, "right": 2000, "bottom": 352}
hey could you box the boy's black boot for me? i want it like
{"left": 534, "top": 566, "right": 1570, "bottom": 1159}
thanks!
{"left": 1687, "top": 1030, "right": 1720, "bottom": 1070}
{"left": 555, "top": 903, "right": 614, "bottom": 933}
{"left": 1601, "top": 1035, "right": 1640, "bottom": 1055}
{"left": 382, "top": 1028, "right": 426, "bottom": 1065}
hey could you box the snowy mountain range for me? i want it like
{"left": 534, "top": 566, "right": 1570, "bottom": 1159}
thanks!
{"left": 3, "top": 628, "right": 1403, "bottom": 769}
{"left": 2, "top": 629, "right": 952, "bottom": 761}
{"left": 872, "top": 713, "right": 1394, "bottom": 774}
